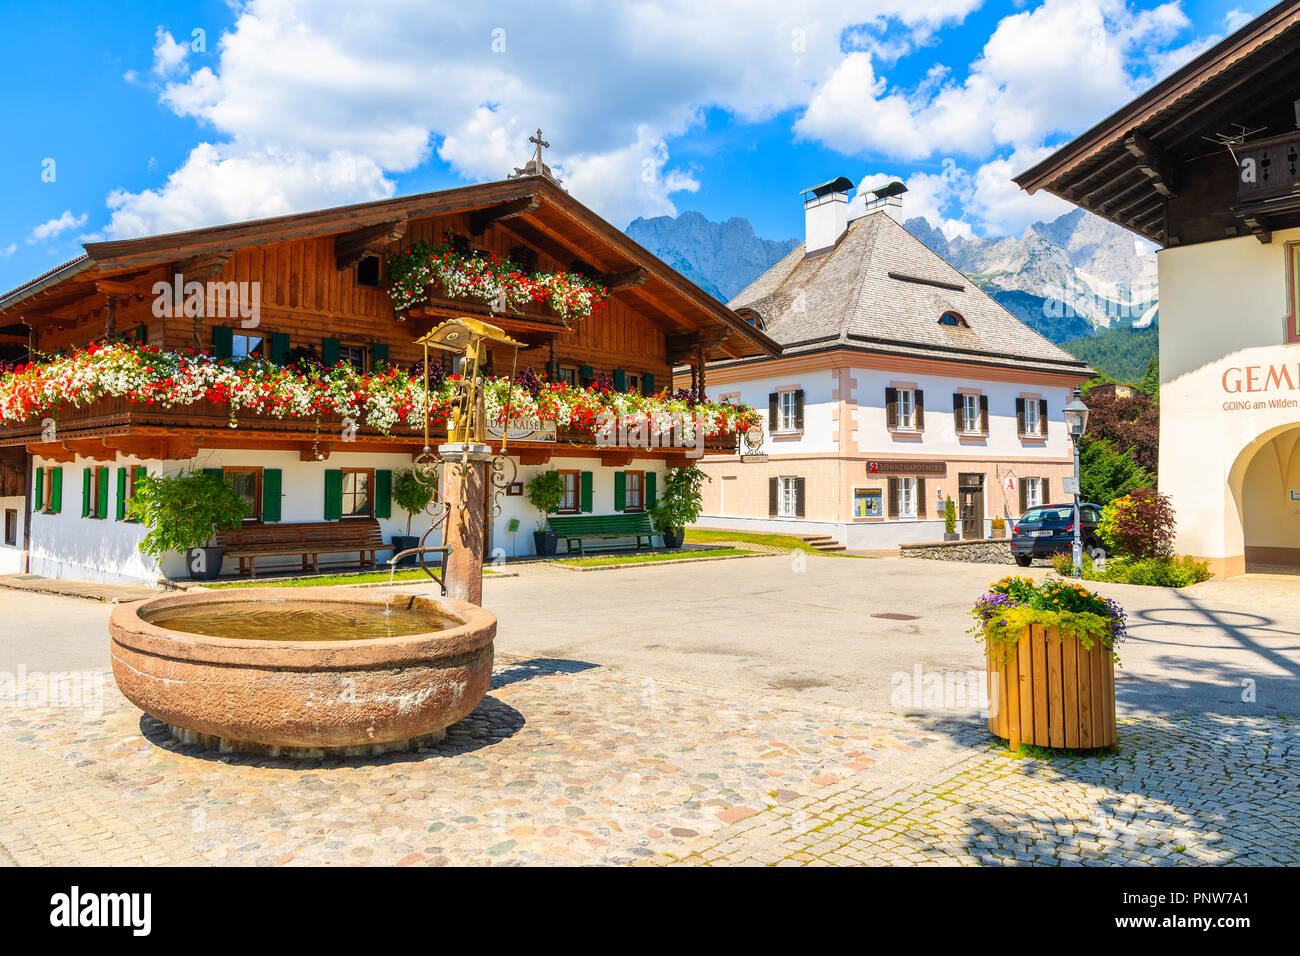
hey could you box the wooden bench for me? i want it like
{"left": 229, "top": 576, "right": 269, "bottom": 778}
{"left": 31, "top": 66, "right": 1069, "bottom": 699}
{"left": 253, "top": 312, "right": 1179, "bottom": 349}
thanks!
{"left": 215, "top": 520, "right": 394, "bottom": 577}
{"left": 547, "top": 513, "right": 658, "bottom": 556}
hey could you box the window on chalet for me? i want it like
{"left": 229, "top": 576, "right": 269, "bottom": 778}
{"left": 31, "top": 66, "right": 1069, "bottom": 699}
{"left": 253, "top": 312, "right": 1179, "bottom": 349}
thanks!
{"left": 231, "top": 332, "right": 264, "bottom": 362}
{"left": 356, "top": 255, "right": 382, "bottom": 288}
{"left": 556, "top": 365, "right": 579, "bottom": 387}
{"left": 557, "top": 470, "right": 580, "bottom": 514}
{"left": 223, "top": 467, "right": 263, "bottom": 523}
{"left": 623, "top": 471, "right": 645, "bottom": 512}
{"left": 938, "top": 311, "right": 969, "bottom": 328}
{"left": 4, "top": 509, "right": 17, "bottom": 546}
{"left": 338, "top": 343, "right": 371, "bottom": 372}
{"left": 340, "top": 468, "right": 373, "bottom": 518}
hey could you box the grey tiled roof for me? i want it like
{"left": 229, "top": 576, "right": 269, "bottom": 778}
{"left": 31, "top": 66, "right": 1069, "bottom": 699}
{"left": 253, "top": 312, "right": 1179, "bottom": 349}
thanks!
{"left": 728, "top": 211, "right": 1091, "bottom": 375}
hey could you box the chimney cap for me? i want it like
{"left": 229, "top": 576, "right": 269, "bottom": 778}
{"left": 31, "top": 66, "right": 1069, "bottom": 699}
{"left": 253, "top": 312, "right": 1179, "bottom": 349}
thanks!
{"left": 799, "top": 176, "right": 855, "bottom": 199}
{"left": 869, "top": 180, "right": 908, "bottom": 199}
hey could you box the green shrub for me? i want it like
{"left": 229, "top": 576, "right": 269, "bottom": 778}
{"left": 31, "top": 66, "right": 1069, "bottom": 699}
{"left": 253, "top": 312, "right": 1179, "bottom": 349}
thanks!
{"left": 525, "top": 469, "right": 567, "bottom": 531}
{"left": 391, "top": 467, "right": 435, "bottom": 535}
{"left": 127, "top": 470, "right": 248, "bottom": 559}
{"left": 1098, "top": 487, "right": 1176, "bottom": 559}
{"left": 1050, "top": 551, "right": 1211, "bottom": 587}
{"left": 944, "top": 496, "right": 957, "bottom": 535}
{"left": 649, "top": 465, "right": 711, "bottom": 531}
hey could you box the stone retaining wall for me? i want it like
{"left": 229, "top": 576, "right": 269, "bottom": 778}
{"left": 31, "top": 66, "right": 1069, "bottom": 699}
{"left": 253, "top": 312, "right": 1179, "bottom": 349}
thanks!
{"left": 899, "top": 539, "right": 1015, "bottom": 564}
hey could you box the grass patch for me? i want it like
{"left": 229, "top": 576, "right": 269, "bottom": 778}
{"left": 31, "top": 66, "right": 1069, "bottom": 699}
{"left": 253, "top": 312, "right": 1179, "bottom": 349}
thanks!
{"left": 556, "top": 547, "right": 751, "bottom": 568}
{"left": 1003, "top": 740, "right": 1117, "bottom": 761}
{"left": 206, "top": 568, "right": 494, "bottom": 589}
{"left": 684, "top": 529, "right": 859, "bottom": 555}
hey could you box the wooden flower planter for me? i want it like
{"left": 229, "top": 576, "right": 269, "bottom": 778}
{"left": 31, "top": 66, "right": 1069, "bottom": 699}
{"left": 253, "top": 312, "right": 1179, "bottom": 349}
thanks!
{"left": 986, "top": 624, "right": 1116, "bottom": 750}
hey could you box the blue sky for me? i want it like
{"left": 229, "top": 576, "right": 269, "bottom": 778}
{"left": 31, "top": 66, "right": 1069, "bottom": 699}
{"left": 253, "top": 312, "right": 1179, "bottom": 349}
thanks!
{"left": 0, "top": 0, "right": 1271, "bottom": 292}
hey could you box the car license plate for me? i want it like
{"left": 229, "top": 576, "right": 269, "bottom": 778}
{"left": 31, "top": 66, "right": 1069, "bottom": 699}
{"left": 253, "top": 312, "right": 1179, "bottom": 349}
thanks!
{"left": 1032, "top": 530, "right": 1053, "bottom": 537}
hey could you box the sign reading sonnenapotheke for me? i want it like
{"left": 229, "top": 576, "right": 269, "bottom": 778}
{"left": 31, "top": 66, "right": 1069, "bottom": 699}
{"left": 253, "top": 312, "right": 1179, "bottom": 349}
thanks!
{"left": 866, "top": 460, "right": 947, "bottom": 476}
{"left": 486, "top": 418, "right": 557, "bottom": 442}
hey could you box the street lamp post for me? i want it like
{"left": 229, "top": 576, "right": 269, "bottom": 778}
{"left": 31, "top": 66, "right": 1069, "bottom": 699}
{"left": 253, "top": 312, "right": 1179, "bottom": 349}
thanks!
{"left": 1063, "top": 386, "right": 1092, "bottom": 577}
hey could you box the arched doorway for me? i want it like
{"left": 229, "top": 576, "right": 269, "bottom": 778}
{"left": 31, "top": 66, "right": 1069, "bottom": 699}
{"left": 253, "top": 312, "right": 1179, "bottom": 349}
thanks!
{"left": 1232, "top": 423, "right": 1300, "bottom": 571}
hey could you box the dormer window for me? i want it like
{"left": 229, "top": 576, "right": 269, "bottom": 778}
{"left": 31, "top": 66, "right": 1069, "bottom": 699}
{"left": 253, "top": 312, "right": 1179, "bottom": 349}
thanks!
{"left": 356, "top": 255, "right": 381, "bottom": 288}
{"left": 938, "top": 311, "right": 968, "bottom": 328}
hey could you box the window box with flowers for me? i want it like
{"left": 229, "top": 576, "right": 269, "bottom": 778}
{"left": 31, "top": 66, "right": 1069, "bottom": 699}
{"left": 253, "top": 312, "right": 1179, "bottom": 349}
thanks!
{"left": 970, "top": 576, "right": 1124, "bottom": 751}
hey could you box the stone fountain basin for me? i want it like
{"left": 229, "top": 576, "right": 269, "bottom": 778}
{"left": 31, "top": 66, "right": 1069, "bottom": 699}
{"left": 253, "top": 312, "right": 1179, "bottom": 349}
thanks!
{"left": 109, "top": 587, "right": 495, "bottom": 757}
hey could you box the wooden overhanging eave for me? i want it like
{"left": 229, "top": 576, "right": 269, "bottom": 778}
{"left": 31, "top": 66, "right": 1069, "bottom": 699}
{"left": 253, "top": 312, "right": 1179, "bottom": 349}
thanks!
{"left": 5, "top": 175, "right": 779, "bottom": 362}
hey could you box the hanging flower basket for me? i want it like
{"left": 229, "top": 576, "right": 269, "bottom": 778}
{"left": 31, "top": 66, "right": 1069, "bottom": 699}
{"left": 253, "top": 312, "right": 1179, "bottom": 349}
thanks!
{"left": 970, "top": 576, "right": 1125, "bottom": 750}
{"left": 382, "top": 233, "right": 608, "bottom": 325}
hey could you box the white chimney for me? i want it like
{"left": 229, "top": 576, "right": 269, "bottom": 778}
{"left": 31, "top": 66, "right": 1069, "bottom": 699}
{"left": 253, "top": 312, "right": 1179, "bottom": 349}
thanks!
{"left": 854, "top": 180, "right": 908, "bottom": 223}
{"left": 802, "top": 176, "right": 854, "bottom": 256}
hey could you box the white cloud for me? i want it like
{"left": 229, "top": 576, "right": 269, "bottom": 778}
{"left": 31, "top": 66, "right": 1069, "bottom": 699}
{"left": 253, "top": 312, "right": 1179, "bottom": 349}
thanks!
{"left": 105, "top": 0, "right": 982, "bottom": 237}
{"left": 151, "top": 27, "right": 190, "bottom": 77}
{"left": 1222, "top": 8, "right": 1254, "bottom": 32}
{"left": 0, "top": 243, "right": 16, "bottom": 258}
{"left": 28, "top": 211, "right": 88, "bottom": 244}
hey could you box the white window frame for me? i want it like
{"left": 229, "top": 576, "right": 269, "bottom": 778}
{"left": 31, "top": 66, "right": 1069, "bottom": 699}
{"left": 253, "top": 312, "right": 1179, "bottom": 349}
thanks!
{"left": 779, "top": 476, "right": 798, "bottom": 518}
{"left": 778, "top": 390, "right": 799, "bottom": 433}
{"left": 898, "top": 476, "right": 917, "bottom": 518}
{"left": 1023, "top": 399, "right": 1041, "bottom": 436}
{"left": 1025, "top": 477, "right": 1043, "bottom": 509}
{"left": 896, "top": 388, "right": 916, "bottom": 430}
{"left": 962, "top": 394, "right": 979, "bottom": 434}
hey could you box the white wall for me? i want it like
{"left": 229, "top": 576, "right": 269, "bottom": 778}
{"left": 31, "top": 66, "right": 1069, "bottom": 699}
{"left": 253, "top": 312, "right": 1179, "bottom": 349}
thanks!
{"left": 0, "top": 495, "right": 24, "bottom": 574}
{"left": 25, "top": 448, "right": 664, "bottom": 582}
{"left": 1158, "top": 225, "right": 1300, "bottom": 571}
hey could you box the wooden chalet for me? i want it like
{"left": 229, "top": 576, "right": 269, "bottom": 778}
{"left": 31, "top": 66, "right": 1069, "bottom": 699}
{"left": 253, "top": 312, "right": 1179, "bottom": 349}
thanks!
{"left": 0, "top": 163, "right": 777, "bottom": 582}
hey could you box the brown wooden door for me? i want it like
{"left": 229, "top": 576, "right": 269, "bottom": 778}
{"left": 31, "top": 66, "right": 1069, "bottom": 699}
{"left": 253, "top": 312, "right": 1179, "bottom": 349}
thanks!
{"left": 959, "top": 474, "right": 984, "bottom": 539}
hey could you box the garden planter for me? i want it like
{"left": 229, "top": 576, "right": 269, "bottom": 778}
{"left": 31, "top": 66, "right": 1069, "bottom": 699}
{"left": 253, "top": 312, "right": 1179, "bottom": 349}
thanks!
{"left": 185, "top": 547, "right": 225, "bottom": 581}
{"left": 391, "top": 535, "right": 420, "bottom": 567}
{"left": 661, "top": 528, "right": 685, "bottom": 549}
{"left": 533, "top": 531, "right": 558, "bottom": 556}
{"left": 943, "top": 532, "right": 960, "bottom": 542}
{"left": 986, "top": 623, "right": 1116, "bottom": 750}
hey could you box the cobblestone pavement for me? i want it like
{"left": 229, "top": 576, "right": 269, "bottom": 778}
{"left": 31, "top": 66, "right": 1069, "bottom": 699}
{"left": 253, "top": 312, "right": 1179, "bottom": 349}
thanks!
{"left": 0, "top": 657, "right": 946, "bottom": 866}
{"left": 663, "top": 715, "right": 1300, "bottom": 866}
{"left": 3, "top": 656, "right": 1295, "bottom": 866}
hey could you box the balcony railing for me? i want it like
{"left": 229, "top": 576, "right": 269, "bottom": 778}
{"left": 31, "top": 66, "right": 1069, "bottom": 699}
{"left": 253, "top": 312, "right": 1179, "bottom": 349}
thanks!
{"left": 1237, "top": 131, "right": 1300, "bottom": 200}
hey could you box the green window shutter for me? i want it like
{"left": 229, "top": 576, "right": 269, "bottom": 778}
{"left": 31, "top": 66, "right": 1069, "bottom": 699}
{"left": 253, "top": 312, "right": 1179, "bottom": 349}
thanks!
{"left": 82, "top": 467, "right": 92, "bottom": 517}
{"left": 212, "top": 326, "right": 234, "bottom": 359}
{"left": 613, "top": 369, "right": 627, "bottom": 392}
{"left": 34, "top": 467, "right": 43, "bottom": 511}
{"left": 646, "top": 472, "right": 657, "bottom": 508}
{"left": 580, "top": 365, "right": 594, "bottom": 385}
{"left": 131, "top": 466, "right": 147, "bottom": 522}
{"left": 373, "top": 343, "right": 389, "bottom": 367}
{"left": 374, "top": 469, "right": 393, "bottom": 519}
{"left": 133, "top": 324, "right": 147, "bottom": 345}
{"left": 644, "top": 373, "right": 655, "bottom": 395}
{"left": 202, "top": 468, "right": 223, "bottom": 480}
{"left": 49, "top": 467, "right": 62, "bottom": 513}
{"left": 270, "top": 331, "right": 291, "bottom": 366}
{"left": 580, "top": 471, "right": 593, "bottom": 513}
{"left": 614, "top": 471, "right": 627, "bottom": 512}
{"left": 322, "top": 337, "right": 341, "bottom": 367}
{"left": 116, "top": 467, "right": 127, "bottom": 521}
{"left": 262, "top": 468, "right": 282, "bottom": 522}
{"left": 96, "top": 466, "right": 109, "bottom": 519}
{"left": 324, "top": 469, "right": 343, "bottom": 520}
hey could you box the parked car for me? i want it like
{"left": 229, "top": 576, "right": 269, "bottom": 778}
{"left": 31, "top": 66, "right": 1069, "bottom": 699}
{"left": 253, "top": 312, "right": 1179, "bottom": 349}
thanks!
{"left": 1010, "top": 502, "right": 1104, "bottom": 567}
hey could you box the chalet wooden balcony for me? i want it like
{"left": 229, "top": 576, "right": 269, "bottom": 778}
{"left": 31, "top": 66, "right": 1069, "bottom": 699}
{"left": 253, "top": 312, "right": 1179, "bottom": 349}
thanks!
{"left": 1235, "top": 131, "right": 1300, "bottom": 242}
{"left": 1, "top": 396, "right": 738, "bottom": 464}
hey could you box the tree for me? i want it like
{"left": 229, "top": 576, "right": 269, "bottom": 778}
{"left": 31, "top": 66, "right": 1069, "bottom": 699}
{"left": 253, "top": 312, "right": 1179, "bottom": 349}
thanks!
{"left": 1098, "top": 487, "right": 1176, "bottom": 559}
{"left": 1079, "top": 438, "right": 1153, "bottom": 505}
{"left": 1140, "top": 353, "right": 1160, "bottom": 403}
{"left": 1083, "top": 390, "right": 1159, "bottom": 474}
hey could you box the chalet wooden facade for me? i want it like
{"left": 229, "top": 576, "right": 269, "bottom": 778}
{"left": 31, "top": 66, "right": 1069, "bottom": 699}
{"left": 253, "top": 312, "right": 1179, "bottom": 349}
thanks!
{"left": 0, "top": 170, "right": 777, "bottom": 583}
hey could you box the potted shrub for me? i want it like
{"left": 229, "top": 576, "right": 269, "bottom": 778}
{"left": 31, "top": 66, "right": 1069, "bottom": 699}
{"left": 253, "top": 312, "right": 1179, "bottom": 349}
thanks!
{"left": 391, "top": 468, "right": 435, "bottom": 566}
{"left": 970, "top": 576, "right": 1125, "bottom": 752}
{"left": 525, "top": 469, "right": 566, "bottom": 556}
{"left": 943, "top": 496, "right": 959, "bottom": 541}
{"left": 127, "top": 470, "right": 248, "bottom": 580}
{"left": 990, "top": 516, "right": 1007, "bottom": 539}
{"left": 650, "top": 465, "right": 710, "bottom": 549}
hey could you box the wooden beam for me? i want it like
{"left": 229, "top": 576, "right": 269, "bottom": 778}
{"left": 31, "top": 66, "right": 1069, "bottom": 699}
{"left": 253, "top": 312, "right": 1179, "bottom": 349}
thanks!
{"left": 1124, "top": 130, "right": 1179, "bottom": 197}
{"left": 301, "top": 442, "right": 332, "bottom": 461}
{"left": 174, "top": 253, "right": 231, "bottom": 281}
{"left": 667, "top": 329, "right": 730, "bottom": 364}
{"left": 469, "top": 196, "right": 541, "bottom": 236}
{"left": 334, "top": 219, "right": 407, "bottom": 270}
{"left": 25, "top": 442, "right": 77, "bottom": 463}
{"left": 598, "top": 267, "right": 647, "bottom": 291}
{"left": 517, "top": 449, "right": 553, "bottom": 466}
{"left": 598, "top": 450, "right": 635, "bottom": 468}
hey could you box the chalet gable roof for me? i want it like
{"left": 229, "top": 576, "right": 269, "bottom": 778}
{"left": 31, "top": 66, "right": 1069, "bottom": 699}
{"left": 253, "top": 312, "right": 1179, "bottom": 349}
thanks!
{"left": 0, "top": 176, "right": 779, "bottom": 361}
{"left": 726, "top": 210, "right": 1091, "bottom": 377}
